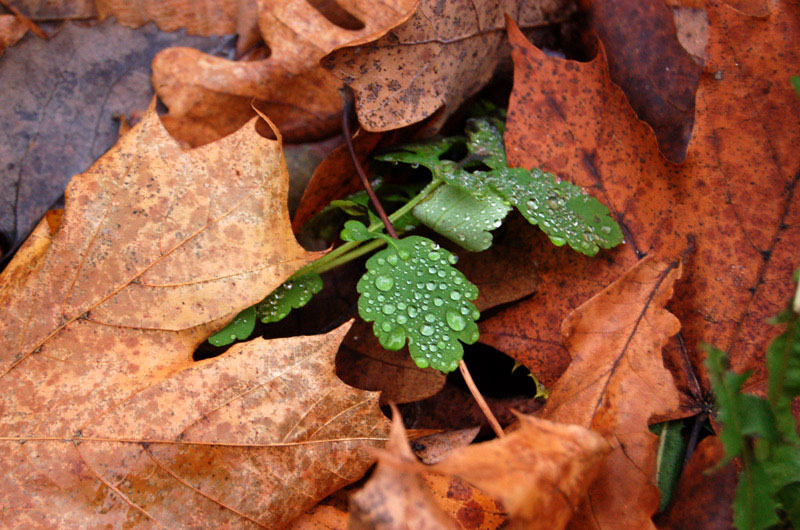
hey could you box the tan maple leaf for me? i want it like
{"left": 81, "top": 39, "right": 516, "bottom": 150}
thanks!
{"left": 0, "top": 108, "right": 390, "bottom": 528}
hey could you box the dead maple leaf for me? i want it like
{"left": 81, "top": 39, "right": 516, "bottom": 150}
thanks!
{"left": 480, "top": 4, "right": 800, "bottom": 415}
{"left": 540, "top": 257, "right": 682, "bottom": 529}
{"left": 321, "top": 0, "right": 574, "bottom": 132}
{"left": 577, "top": 0, "right": 704, "bottom": 162}
{"left": 290, "top": 505, "right": 349, "bottom": 530}
{"left": 0, "top": 107, "right": 393, "bottom": 528}
{"left": 151, "top": 0, "right": 418, "bottom": 147}
{"left": 431, "top": 414, "right": 610, "bottom": 530}
{"left": 0, "top": 19, "right": 229, "bottom": 259}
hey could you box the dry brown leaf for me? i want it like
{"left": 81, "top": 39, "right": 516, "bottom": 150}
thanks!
{"left": 421, "top": 474, "right": 507, "bottom": 529}
{"left": 432, "top": 414, "right": 610, "bottom": 530}
{"left": 152, "top": 0, "right": 418, "bottom": 146}
{"left": 410, "top": 427, "right": 480, "bottom": 464}
{"left": 321, "top": 0, "right": 574, "bottom": 132}
{"left": 0, "top": 13, "right": 27, "bottom": 53}
{"left": 540, "top": 256, "right": 682, "bottom": 529}
{"left": 349, "top": 411, "right": 460, "bottom": 530}
{"left": 0, "top": 108, "right": 394, "bottom": 527}
{"left": 480, "top": 4, "right": 800, "bottom": 413}
{"left": 290, "top": 505, "right": 349, "bottom": 530}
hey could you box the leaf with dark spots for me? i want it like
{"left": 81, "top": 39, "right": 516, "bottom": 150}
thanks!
{"left": 0, "top": 19, "right": 231, "bottom": 260}
{"left": 540, "top": 256, "right": 683, "bottom": 529}
{"left": 481, "top": 6, "right": 800, "bottom": 416}
{"left": 322, "top": 0, "right": 575, "bottom": 133}
{"left": 0, "top": 107, "right": 392, "bottom": 529}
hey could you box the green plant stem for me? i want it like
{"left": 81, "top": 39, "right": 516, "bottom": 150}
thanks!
{"left": 291, "top": 180, "right": 443, "bottom": 278}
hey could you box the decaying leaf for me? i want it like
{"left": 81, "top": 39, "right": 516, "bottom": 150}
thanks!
{"left": 291, "top": 505, "right": 349, "bottom": 530}
{"left": 322, "top": 0, "right": 574, "bottom": 132}
{"left": 421, "top": 474, "right": 507, "bottom": 529}
{"left": 350, "top": 412, "right": 461, "bottom": 530}
{"left": 432, "top": 414, "right": 610, "bottom": 529}
{"left": 541, "top": 257, "right": 682, "bottom": 529}
{"left": 0, "top": 108, "right": 394, "bottom": 528}
{"left": 411, "top": 427, "right": 480, "bottom": 464}
{"left": 579, "top": 0, "right": 704, "bottom": 162}
{"left": 480, "top": 5, "right": 800, "bottom": 410}
{"left": 152, "top": 0, "right": 418, "bottom": 146}
{"left": 0, "top": 19, "right": 230, "bottom": 258}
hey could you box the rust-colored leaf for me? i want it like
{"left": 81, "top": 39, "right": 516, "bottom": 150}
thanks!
{"left": 322, "top": 0, "right": 574, "bottom": 132}
{"left": 432, "top": 414, "right": 610, "bottom": 530}
{"left": 481, "top": 5, "right": 800, "bottom": 412}
{"left": 289, "top": 504, "right": 349, "bottom": 529}
{"left": 540, "top": 257, "right": 683, "bottom": 529}
{"left": 0, "top": 108, "right": 393, "bottom": 527}
{"left": 578, "top": 0, "right": 704, "bottom": 162}
{"left": 152, "top": 0, "right": 418, "bottom": 146}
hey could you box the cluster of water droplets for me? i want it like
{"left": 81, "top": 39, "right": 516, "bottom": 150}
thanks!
{"left": 256, "top": 272, "right": 323, "bottom": 324}
{"left": 357, "top": 236, "right": 480, "bottom": 373}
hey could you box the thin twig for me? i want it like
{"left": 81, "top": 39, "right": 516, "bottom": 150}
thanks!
{"left": 0, "top": 0, "right": 48, "bottom": 39}
{"left": 339, "top": 85, "right": 398, "bottom": 239}
{"left": 460, "top": 360, "right": 505, "bottom": 438}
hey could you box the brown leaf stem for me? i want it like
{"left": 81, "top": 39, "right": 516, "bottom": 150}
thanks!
{"left": 460, "top": 360, "right": 505, "bottom": 438}
{"left": 0, "top": 0, "right": 47, "bottom": 39}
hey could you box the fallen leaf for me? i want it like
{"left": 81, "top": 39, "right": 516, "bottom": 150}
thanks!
{"left": 540, "top": 257, "right": 683, "bottom": 529}
{"left": 0, "top": 14, "right": 27, "bottom": 54}
{"left": 5, "top": 0, "right": 95, "bottom": 20}
{"left": 349, "top": 411, "right": 461, "bottom": 529}
{"left": 151, "top": 0, "right": 418, "bottom": 146}
{"left": 654, "top": 436, "right": 736, "bottom": 530}
{"left": 670, "top": 5, "right": 709, "bottom": 63}
{"left": 421, "top": 474, "right": 507, "bottom": 529}
{"left": 0, "top": 108, "right": 393, "bottom": 528}
{"left": 480, "top": 4, "right": 800, "bottom": 411}
{"left": 322, "top": 0, "right": 574, "bottom": 132}
{"left": 432, "top": 414, "right": 610, "bottom": 529}
{"left": 578, "top": 0, "right": 704, "bottom": 162}
{"left": 0, "top": 19, "right": 230, "bottom": 258}
{"left": 410, "top": 427, "right": 480, "bottom": 464}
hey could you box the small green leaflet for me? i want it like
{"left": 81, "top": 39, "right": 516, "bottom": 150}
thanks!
{"left": 705, "top": 272, "right": 800, "bottom": 530}
{"left": 208, "top": 306, "right": 256, "bottom": 347}
{"left": 792, "top": 76, "right": 800, "bottom": 99}
{"left": 377, "top": 116, "right": 622, "bottom": 256}
{"left": 650, "top": 419, "right": 688, "bottom": 513}
{"left": 341, "top": 220, "right": 373, "bottom": 242}
{"left": 357, "top": 236, "right": 480, "bottom": 373}
{"left": 256, "top": 273, "right": 323, "bottom": 324}
{"left": 412, "top": 185, "right": 511, "bottom": 252}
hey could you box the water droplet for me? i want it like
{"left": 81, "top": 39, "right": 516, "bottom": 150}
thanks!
{"left": 383, "top": 326, "right": 406, "bottom": 350}
{"left": 550, "top": 235, "right": 566, "bottom": 246}
{"left": 450, "top": 291, "right": 462, "bottom": 301}
{"left": 425, "top": 314, "right": 435, "bottom": 323}
{"left": 426, "top": 282, "right": 436, "bottom": 291}
{"left": 446, "top": 311, "right": 466, "bottom": 331}
{"left": 399, "top": 249, "right": 411, "bottom": 260}
{"left": 375, "top": 275, "right": 394, "bottom": 291}
{"left": 420, "top": 325, "right": 435, "bottom": 336}
{"left": 601, "top": 226, "right": 612, "bottom": 235}
{"left": 387, "top": 253, "right": 398, "bottom": 265}
{"left": 428, "top": 251, "right": 440, "bottom": 261}
{"left": 433, "top": 297, "right": 444, "bottom": 307}
{"left": 285, "top": 282, "right": 293, "bottom": 290}
{"left": 408, "top": 306, "right": 419, "bottom": 318}
{"left": 382, "top": 304, "right": 396, "bottom": 315}
{"left": 381, "top": 322, "right": 392, "bottom": 332}
{"left": 397, "top": 315, "right": 408, "bottom": 324}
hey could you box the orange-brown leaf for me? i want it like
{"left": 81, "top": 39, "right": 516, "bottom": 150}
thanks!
{"left": 0, "top": 109, "right": 394, "bottom": 527}
{"left": 481, "top": 4, "right": 800, "bottom": 410}
{"left": 541, "top": 257, "right": 682, "bottom": 529}
{"left": 0, "top": 14, "right": 27, "bottom": 54}
{"left": 152, "top": 0, "right": 418, "bottom": 146}
{"left": 432, "top": 414, "right": 610, "bottom": 530}
{"left": 322, "top": 0, "right": 574, "bottom": 132}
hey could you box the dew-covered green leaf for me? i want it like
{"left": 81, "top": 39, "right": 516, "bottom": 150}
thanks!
{"left": 208, "top": 306, "right": 256, "bottom": 346}
{"left": 485, "top": 168, "right": 623, "bottom": 255}
{"left": 413, "top": 184, "right": 510, "bottom": 251}
{"left": 256, "top": 273, "right": 323, "bottom": 324}
{"left": 357, "top": 236, "right": 480, "bottom": 372}
{"left": 651, "top": 419, "right": 687, "bottom": 513}
{"left": 341, "top": 220, "right": 373, "bottom": 242}
{"left": 374, "top": 137, "right": 464, "bottom": 172}
{"left": 465, "top": 116, "right": 506, "bottom": 169}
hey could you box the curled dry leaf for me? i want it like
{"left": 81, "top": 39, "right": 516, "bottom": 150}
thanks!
{"left": 480, "top": 5, "right": 800, "bottom": 410}
{"left": 152, "top": 0, "right": 418, "bottom": 146}
{"left": 431, "top": 414, "right": 610, "bottom": 530}
{"left": 541, "top": 257, "right": 682, "bottom": 529}
{"left": 410, "top": 427, "right": 480, "bottom": 464}
{"left": 322, "top": 0, "right": 575, "bottom": 132}
{"left": 0, "top": 108, "right": 394, "bottom": 528}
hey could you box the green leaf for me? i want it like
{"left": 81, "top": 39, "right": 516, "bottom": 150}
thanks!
{"left": 375, "top": 137, "right": 464, "bottom": 172}
{"left": 357, "top": 236, "right": 480, "bottom": 373}
{"left": 792, "top": 76, "right": 800, "bottom": 99}
{"left": 341, "top": 220, "right": 373, "bottom": 242}
{"left": 208, "top": 306, "right": 256, "bottom": 346}
{"left": 256, "top": 273, "right": 323, "bottom": 324}
{"left": 412, "top": 184, "right": 511, "bottom": 252}
{"left": 465, "top": 116, "right": 506, "bottom": 169}
{"left": 651, "top": 419, "right": 688, "bottom": 513}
